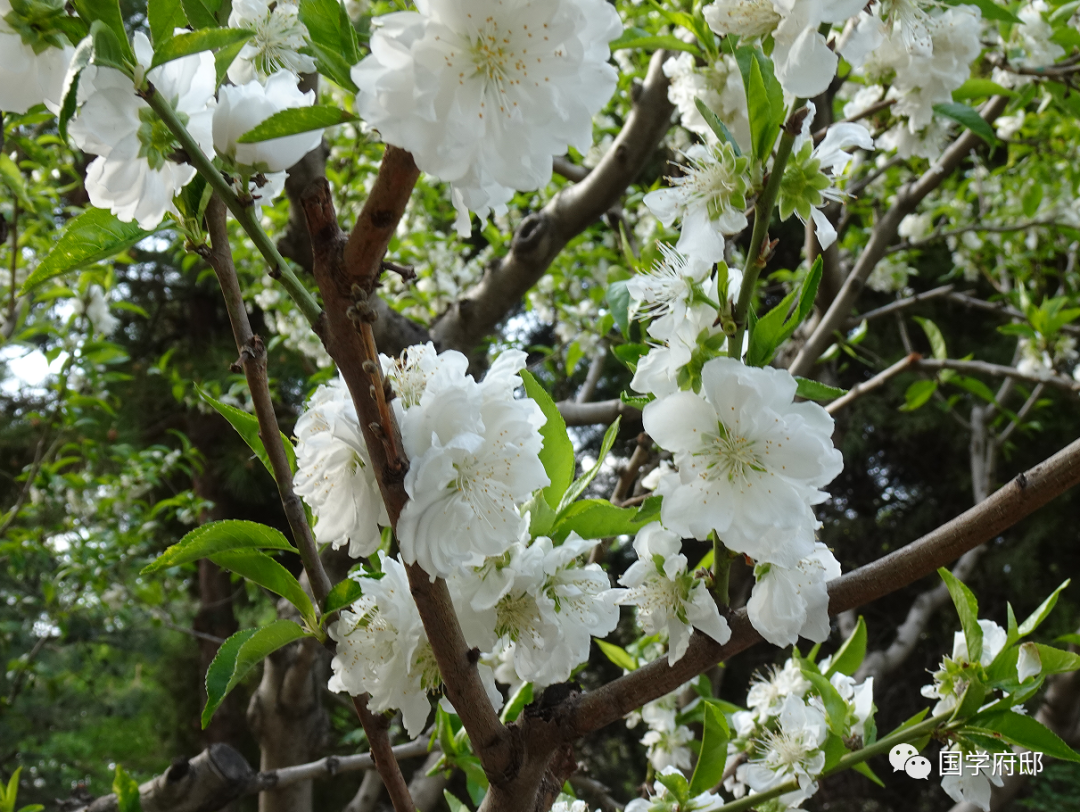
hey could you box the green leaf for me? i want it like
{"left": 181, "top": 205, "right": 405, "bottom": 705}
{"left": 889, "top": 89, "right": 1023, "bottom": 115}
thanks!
{"left": 20, "top": 208, "right": 154, "bottom": 294}
{"left": 913, "top": 316, "right": 947, "bottom": 360}
{"left": 88, "top": 18, "right": 130, "bottom": 70}
{"left": 202, "top": 621, "right": 308, "bottom": 728}
{"left": 442, "top": 791, "right": 471, "bottom": 812}
{"left": 525, "top": 489, "right": 557, "bottom": 537}
{"left": 825, "top": 616, "right": 867, "bottom": 677}
{"left": 607, "top": 280, "right": 631, "bottom": 337}
{"left": 795, "top": 378, "right": 847, "bottom": 403}
{"left": 932, "top": 102, "right": 998, "bottom": 145}
{"left": 611, "top": 342, "right": 649, "bottom": 371}
{"left": 551, "top": 499, "right": 656, "bottom": 541}
{"left": 610, "top": 28, "right": 701, "bottom": 56}
{"left": 746, "top": 55, "right": 775, "bottom": 163}
{"left": 58, "top": 37, "right": 92, "bottom": 142}
{"left": 210, "top": 549, "right": 318, "bottom": 628}
{"left": 73, "top": 0, "right": 133, "bottom": 62}
{"left": 150, "top": 28, "right": 252, "bottom": 69}
{"left": 970, "top": 711, "right": 1080, "bottom": 762}
{"left": 943, "top": 0, "right": 1021, "bottom": 24}
{"left": 557, "top": 417, "right": 620, "bottom": 514}
{"left": 1033, "top": 644, "right": 1080, "bottom": 676}
{"left": 596, "top": 639, "right": 637, "bottom": 671}
{"left": 143, "top": 519, "right": 297, "bottom": 573}
{"left": 180, "top": 0, "right": 217, "bottom": 29}
{"left": 236, "top": 105, "right": 355, "bottom": 143}
{"left": 747, "top": 257, "right": 821, "bottom": 367}
{"left": 214, "top": 35, "right": 246, "bottom": 85}
{"left": 1019, "top": 580, "right": 1070, "bottom": 637}
{"left": 299, "top": 0, "right": 360, "bottom": 91}
{"left": 323, "top": 578, "right": 364, "bottom": 615}
{"left": 900, "top": 379, "right": 937, "bottom": 411}
{"left": 952, "top": 375, "right": 996, "bottom": 403}
{"left": 499, "top": 681, "right": 533, "bottom": 723}
{"left": 694, "top": 97, "right": 741, "bottom": 156}
{"left": 521, "top": 370, "right": 575, "bottom": 509}
{"left": 939, "top": 568, "right": 982, "bottom": 665}
{"left": 195, "top": 384, "right": 297, "bottom": 477}
{"left": 801, "top": 667, "right": 850, "bottom": 737}
{"left": 952, "top": 78, "right": 1015, "bottom": 101}
{"left": 688, "top": 702, "right": 730, "bottom": 796}
{"left": 852, "top": 761, "right": 884, "bottom": 787}
{"left": 112, "top": 765, "right": 142, "bottom": 812}
{"left": 148, "top": 0, "right": 187, "bottom": 45}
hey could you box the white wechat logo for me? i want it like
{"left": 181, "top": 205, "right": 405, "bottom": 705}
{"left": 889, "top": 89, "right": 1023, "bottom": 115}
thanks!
{"left": 889, "top": 743, "right": 931, "bottom": 779}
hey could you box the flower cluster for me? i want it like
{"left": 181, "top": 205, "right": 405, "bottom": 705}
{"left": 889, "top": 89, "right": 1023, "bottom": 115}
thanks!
{"left": 352, "top": 0, "right": 622, "bottom": 234}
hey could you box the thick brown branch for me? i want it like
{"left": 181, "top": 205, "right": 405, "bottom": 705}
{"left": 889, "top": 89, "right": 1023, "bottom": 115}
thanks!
{"left": 789, "top": 96, "right": 1010, "bottom": 377}
{"left": 430, "top": 49, "right": 676, "bottom": 353}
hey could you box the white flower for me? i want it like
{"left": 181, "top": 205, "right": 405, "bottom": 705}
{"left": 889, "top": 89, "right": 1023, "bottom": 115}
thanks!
{"left": 779, "top": 108, "right": 875, "bottom": 250}
{"left": 227, "top": 0, "right": 317, "bottom": 85}
{"left": 550, "top": 801, "right": 593, "bottom": 812}
{"left": 454, "top": 532, "right": 620, "bottom": 686}
{"left": 0, "top": 0, "right": 71, "bottom": 114}
{"left": 663, "top": 52, "right": 751, "bottom": 153}
{"left": 616, "top": 524, "right": 731, "bottom": 665}
{"left": 920, "top": 619, "right": 1008, "bottom": 715}
{"left": 747, "top": 543, "right": 841, "bottom": 647}
{"left": 744, "top": 694, "right": 828, "bottom": 804}
{"left": 642, "top": 721, "right": 695, "bottom": 772}
{"left": 624, "top": 767, "right": 725, "bottom": 812}
{"left": 293, "top": 378, "right": 389, "bottom": 558}
{"left": 73, "top": 284, "right": 119, "bottom": 335}
{"left": 643, "top": 142, "right": 750, "bottom": 264}
{"left": 397, "top": 349, "right": 549, "bottom": 579}
{"left": 352, "top": 0, "right": 622, "bottom": 235}
{"left": 69, "top": 33, "right": 215, "bottom": 229}
{"left": 380, "top": 341, "right": 469, "bottom": 410}
{"left": 705, "top": 0, "right": 866, "bottom": 98}
{"left": 940, "top": 744, "right": 1004, "bottom": 811}
{"left": 1017, "top": 641, "right": 1042, "bottom": 683}
{"left": 214, "top": 71, "right": 322, "bottom": 173}
{"left": 626, "top": 244, "right": 734, "bottom": 343}
{"left": 746, "top": 658, "right": 811, "bottom": 719}
{"left": 643, "top": 357, "right": 843, "bottom": 560}
{"left": 898, "top": 211, "right": 932, "bottom": 242}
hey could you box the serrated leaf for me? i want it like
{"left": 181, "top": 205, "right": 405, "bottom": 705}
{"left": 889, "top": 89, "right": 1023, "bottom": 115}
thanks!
{"left": 1033, "top": 644, "right": 1080, "bottom": 676}
{"left": 826, "top": 616, "right": 867, "bottom": 677}
{"left": 796, "top": 377, "right": 847, "bottom": 403}
{"left": 694, "top": 97, "right": 741, "bottom": 155}
{"left": 148, "top": 0, "right": 187, "bottom": 45}
{"left": 87, "top": 17, "right": 129, "bottom": 70}
{"left": 939, "top": 568, "right": 982, "bottom": 665}
{"left": 801, "top": 667, "right": 850, "bottom": 737}
{"left": 689, "top": 701, "right": 729, "bottom": 796}
{"left": 521, "top": 370, "right": 574, "bottom": 509}
{"left": 150, "top": 27, "right": 252, "bottom": 68}
{"left": 900, "top": 379, "right": 937, "bottom": 411}
{"left": 143, "top": 519, "right": 297, "bottom": 573}
{"left": 1018, "top": 580, "right": 1070, "bottom": 637}
{"left": 607, "top": 280, "right": 631, "bottom": 337}
{"left": 323, "top": 578, "right": 364, "bottom": 615}
{"left": 443, "top": 791, "right": 471, "bottom": 812}
{"left": 112, "top": 765, "right": 142, "bottom": 812}
{"left": 214, "top": 33, "right": 245, "bottom": 84}
{"left": 970, "top": 711, "right": 1080, "bottom": 762}
{"left": 236, "top": 105, "right": 355, "bottom": 143}
{"left": 202, "top": 621, "right": 308, "bottom": 727}
{"left": 852, "top": 761, "right": 884, "bottom": 787}
{"left": 746, "top": 55, "right": 776, "bottom": 163}
{"left": 748, "top": 257, "right": 821, "bottom": 367}
{"left": 210, "top": 549, "right": 317, "bottom": 628}
{"left": 195, "top": 384, "right": 297, "bottom": 477}
{"left": 557, "top": 417, "right": 620, "bottom": 514}
{"left": 20, "top": 208, "right": 154, "bottom": 294}
{"left": 933, "top": 102, "right": 998, "bottom": 145}
{"left": 298, "top": 0, "right": 359, "bottom": 90}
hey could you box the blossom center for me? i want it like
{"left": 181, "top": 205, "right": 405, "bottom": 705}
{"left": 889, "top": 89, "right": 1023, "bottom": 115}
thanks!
{"left": 760, "top": 729, "right": 812, "bottom": 770}
{"left": 495, "top": 591, "right": 542, "bottom": 643}
{"left": 699, "top": 422, "right": 766, "bottom": 483}
{"left": 675, "top": 143, "right": 750, "bottom": 223}
{"left": 466, "top": 20, "right": 528, "bottom": 119}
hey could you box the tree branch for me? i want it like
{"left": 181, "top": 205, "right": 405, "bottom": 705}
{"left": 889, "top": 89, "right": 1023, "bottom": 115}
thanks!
{"left": 825, "top": 353, "right": 919, "bottom": 415}
{"left": 843, "top": 284, "right": 956, "bottom": 329}
{"left": 788, "top": 96, "right": 1010, "bottom": 377}
{"left": 430, "top": 49, "right": 676, "bottom": 353}
{"left": 945, "top": 290, "right": 1080, "bottom": 337}
{"left": 915, "top": 357, "right": 1080, "bottom": 395}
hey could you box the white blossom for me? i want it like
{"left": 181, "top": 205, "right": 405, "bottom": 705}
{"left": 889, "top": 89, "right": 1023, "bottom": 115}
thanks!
{"left": 293, "top": 378, "right": 389, "bottom": 558}
{"left": 1017, "top": 641, "right": 1042, "bottom": 683}
{"left": 69, "top": 33, "right": 215, "bottom": 229}
{"left": 663, "top": 52, "right": 751, "bottom": 153}
{"left": 746, "top": 658, "right": 811, "bottom": 719}
{"left": 940, "top": 744, "right": 1004, "bottom": 811}
{"left": 643, "top": 357, "right": 843, "bottom": 561}
{"left": 0, "top": 0, "right": 71, "bottom": 114}
{"left": 747, "top": 543, "right": 841, "bottom": 647}
{"left": 744, "top": 694, "right": 828, "bottom": 805}
{"left": 920, "top": 619, "right": 1008, "bottom": 715}
{"left": 227, "top": 0, "right": 317, "bottom": 85}
{"left": 643, "top": 142, "right": 750, "bottom": 264}
{"left": 73, "top": 285, "right": 119, "bottom": 335}
{"left": 352, "top": 0, "right": 622, "bottom": 234}
{"left": 616, "top": 524, "right": 732, "bottom": 665}
{"left": 397, "top": 349, "right": 549, "bottom": 579}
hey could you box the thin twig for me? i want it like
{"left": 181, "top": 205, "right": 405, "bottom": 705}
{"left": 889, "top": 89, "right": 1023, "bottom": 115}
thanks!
{"left": 996, "top": 383, "right": 1046, "bottom": 448}
{"left": 844, "top": 285, "right": 956, "bottom": 329}
{"left": 826, "top": 353, "right": 919, "bottom": 415}
{"left": 915, "top": 357, "right": 1080, "bottom": 395}
{"left": 887, "top": 219, "right": 1060, "bottom": 254}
